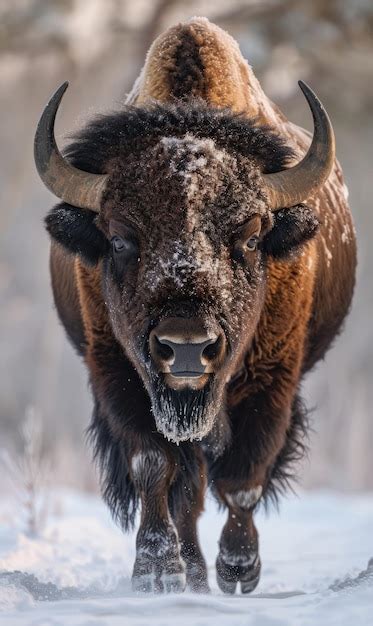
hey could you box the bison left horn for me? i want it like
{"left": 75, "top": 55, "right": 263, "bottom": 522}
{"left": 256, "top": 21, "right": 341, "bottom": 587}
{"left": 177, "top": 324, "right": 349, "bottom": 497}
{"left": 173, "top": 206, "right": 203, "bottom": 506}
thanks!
{"left": 34, "top": 82, "right": 107, "bottom": 212}
{"left": 263, "top": 81, "right": 335, "bottom": 210}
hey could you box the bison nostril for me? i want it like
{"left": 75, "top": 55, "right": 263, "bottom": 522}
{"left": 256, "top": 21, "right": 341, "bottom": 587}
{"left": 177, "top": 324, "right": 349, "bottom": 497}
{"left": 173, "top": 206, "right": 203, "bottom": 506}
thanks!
{"left": 201, "top": 335, "right": 224, "bottom": 364}
{"left": 154, "top": 336, "right": 175, "bottom": 363}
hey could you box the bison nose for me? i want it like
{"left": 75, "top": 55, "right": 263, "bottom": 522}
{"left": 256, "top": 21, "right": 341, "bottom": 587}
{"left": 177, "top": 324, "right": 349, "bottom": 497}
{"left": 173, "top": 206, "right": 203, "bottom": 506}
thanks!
{"left": 154, "top": 336, "right": 216, "bottom": 376}
{"left": 149, "top": 318, "right": 226, "bottom": 378}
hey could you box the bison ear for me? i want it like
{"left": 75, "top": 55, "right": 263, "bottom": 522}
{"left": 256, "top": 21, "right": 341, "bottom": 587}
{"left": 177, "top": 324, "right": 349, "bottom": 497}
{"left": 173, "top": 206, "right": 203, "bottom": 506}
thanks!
{"left": 262, "top": 204, "right": 319, "bottom": 259}
{"left": 45, "top": 203, "right": 108, "bottom": 266}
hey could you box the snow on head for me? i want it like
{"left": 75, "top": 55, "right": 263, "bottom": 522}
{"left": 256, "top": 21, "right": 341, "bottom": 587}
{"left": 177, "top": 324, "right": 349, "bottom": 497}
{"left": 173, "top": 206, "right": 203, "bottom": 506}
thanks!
{"left": 159, "top": 133, "right": 225, "bottom": 205}
{"left": 143, "top": 134, "right": 237, "bottom": 303}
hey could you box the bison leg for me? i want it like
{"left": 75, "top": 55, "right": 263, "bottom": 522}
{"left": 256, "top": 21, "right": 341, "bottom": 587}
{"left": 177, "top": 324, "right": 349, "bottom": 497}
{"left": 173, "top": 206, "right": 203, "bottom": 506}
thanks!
{"left": 215, "top": 482, "right": 261, "bottom": 594}
{"left": 212, "top": 387, "right": 305, "bottom": 594}
{"left": 175, "top": 454, "right": 209, "bottom": 593}
{"left": 130, "top": 448, "right": 186, "bottom": 593}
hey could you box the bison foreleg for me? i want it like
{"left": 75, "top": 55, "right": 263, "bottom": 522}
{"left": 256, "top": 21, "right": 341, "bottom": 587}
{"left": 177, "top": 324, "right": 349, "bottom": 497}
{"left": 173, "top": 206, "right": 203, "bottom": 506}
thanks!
{"left": 215, "top": 482, "right": 261, "bottom": 594}
{"left": 175, "top": 452, "right": 209, "bottom": 593}
{"left": 130, "top": 448, "right": 186, "bottom": 593}
{"left": 212, "top": 374, "right": 302, "bottom": 594}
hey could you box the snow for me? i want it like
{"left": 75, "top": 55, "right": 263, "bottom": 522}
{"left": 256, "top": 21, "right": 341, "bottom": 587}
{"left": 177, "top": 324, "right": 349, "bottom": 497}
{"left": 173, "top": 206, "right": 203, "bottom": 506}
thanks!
{"left": 0, "top": 489, "right": 372, "bottom": 625}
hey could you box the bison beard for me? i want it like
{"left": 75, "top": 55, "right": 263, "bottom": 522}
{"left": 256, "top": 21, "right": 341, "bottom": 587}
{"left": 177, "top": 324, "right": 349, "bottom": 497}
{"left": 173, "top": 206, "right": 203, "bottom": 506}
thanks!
{"left": 149, "top": 375, "right": 220, "bottom": 442}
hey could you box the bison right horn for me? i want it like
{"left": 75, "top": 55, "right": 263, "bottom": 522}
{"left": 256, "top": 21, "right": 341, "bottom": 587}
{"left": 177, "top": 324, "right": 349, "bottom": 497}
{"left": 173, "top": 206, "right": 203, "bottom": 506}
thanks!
{"left": 34, "top": 82, "right": 108, "bottom": 212}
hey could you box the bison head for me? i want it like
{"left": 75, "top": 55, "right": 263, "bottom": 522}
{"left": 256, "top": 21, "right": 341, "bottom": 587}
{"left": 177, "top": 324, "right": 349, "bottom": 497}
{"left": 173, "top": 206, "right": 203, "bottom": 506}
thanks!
{"left": 35, "top": 82, "right": 334, "bottom": 443}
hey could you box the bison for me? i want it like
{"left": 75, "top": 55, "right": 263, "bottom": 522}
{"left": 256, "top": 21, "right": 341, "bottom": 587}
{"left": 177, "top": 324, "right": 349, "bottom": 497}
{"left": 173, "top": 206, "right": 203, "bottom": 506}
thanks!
{"left": 34, "top": 18, "right": 356, "bottom": 594}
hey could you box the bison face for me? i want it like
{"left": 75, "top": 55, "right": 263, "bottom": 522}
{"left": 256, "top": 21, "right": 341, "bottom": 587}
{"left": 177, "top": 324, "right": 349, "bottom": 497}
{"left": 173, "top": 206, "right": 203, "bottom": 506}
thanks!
{"left": 46, "top": 130, "right": 319, "bottom": 443}
{"left": 93, "top": 136, "right": 287, "bottom": 442}
{"left": 41, "top": 89, "right": 328, "bottom": 444}
{"left": 45, "top": 130, "right": 319, "bottom": 444}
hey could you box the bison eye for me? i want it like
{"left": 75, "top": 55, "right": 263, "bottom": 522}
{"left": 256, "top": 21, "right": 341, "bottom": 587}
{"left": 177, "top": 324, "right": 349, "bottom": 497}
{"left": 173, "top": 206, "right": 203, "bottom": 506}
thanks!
{"left": 246, "top": 235, "right": 259, "bottom": 251}
{"left": 111, "top": 235, "right": 138, "bottom": 257}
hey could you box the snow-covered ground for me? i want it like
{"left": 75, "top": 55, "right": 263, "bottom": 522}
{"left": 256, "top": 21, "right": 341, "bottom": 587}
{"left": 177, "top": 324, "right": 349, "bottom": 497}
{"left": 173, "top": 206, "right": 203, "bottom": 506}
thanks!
{"left": 0, "top": 488, "right": 372, "bottom": 625}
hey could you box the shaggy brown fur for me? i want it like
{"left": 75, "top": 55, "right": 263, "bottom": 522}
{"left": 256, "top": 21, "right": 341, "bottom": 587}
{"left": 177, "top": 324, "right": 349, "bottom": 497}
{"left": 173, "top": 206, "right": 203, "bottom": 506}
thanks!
{"left": 45, "top": 18, "right": 356, "bottom": 594}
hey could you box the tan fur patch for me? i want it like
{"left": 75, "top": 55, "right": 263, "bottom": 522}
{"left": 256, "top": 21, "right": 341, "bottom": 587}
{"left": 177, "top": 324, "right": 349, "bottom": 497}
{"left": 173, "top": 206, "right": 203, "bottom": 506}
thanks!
{"left": 134, "top": 18, "right": 280, "bottom": 123}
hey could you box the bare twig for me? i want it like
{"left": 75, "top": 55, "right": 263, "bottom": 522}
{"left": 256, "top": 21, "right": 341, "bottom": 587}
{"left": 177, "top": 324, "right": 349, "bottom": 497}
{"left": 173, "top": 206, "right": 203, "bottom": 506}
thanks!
{"left": 0, "top": 407, "right": 51, "bottom": 537}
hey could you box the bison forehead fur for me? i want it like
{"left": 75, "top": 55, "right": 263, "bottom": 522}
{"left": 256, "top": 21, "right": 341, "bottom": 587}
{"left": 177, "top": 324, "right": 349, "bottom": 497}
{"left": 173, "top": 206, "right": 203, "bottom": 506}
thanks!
{"left": 59, "top": 104, "right": 295, "bottom": 292}
{"left": 101, "top": 126, "right": 268, "bottom": 314}
{"left": 105, "top": 131, "right": 268, "bottom": 236}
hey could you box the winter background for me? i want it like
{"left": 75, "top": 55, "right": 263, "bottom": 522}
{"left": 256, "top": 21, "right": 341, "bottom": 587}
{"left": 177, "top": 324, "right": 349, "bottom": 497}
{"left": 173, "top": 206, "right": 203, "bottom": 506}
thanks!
{"left": 0, "top": 0, "right": 372, "bottom": 624}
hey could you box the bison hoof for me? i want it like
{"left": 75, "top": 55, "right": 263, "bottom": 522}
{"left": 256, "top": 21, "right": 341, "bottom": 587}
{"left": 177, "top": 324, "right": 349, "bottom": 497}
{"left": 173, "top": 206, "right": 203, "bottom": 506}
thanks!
{"left": 216, "top": 553, "right": 261, "bottom": 595}
{"left": 132, "top": 525, "right": 186, "bottom": 593}
{"left": 132, "top": 557, "right": 186, "bottom": 593}
{"left": 185, "top": 562, "right": 210, "bottom": 593}
{"left": 132, "top": 571, "right": 186, "bottom": 594}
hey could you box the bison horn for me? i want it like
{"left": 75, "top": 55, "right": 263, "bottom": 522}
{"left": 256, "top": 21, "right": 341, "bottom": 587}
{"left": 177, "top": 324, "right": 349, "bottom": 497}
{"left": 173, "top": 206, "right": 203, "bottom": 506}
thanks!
{"left": 263, "top": 81, "right": 335, "bottom": 210}
{"left": 34, "top": 82, "right": 107, "bottom": 212}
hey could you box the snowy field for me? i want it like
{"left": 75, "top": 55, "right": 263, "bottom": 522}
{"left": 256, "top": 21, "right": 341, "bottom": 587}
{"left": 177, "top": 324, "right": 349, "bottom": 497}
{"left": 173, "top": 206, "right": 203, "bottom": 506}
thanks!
{"left": 0, "top": 489, "right": 372, "bottom": 625}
